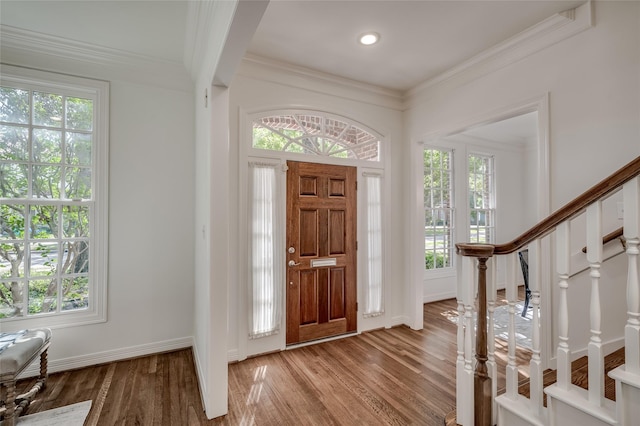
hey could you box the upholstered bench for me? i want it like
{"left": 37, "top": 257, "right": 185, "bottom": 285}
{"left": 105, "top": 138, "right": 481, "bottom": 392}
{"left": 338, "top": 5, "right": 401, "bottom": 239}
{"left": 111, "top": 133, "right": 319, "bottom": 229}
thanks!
{"left": 0, "top": 329, "right": 51, "bottom": 426}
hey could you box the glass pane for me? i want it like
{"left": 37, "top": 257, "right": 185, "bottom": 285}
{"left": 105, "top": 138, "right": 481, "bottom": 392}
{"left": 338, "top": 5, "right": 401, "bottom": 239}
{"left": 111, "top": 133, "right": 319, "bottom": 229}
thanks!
{"left": 0, "top": 87, "right": 30, "bottom": 124}
{"left": 283, "top": 142, "right": 304, "bottom": 153}
{"left": 0, "top": 125, "right": 28, "bottom": 161}
{"left": 28, "top": 278, "right": 57, "bottom": 314}
{"left": 299, "top": 137, "right": 320, "bottom": 154}
{"left": 32, "top": 165, "right": 62, "bottom": 198}
{"left": 0, "top": 280, "right": 25, "bottom": 318}
{"left": 0, "top": 204, "right": 25, "bottom": 240}
{"left": 325, "top": 118, "right": 348, "bottom": 140}
{"left": 66, "top": 133, "right": 92, "bottom": 166}
{"left": 0, "top": 242, "right": 25, "bottom": 278}
{"left": 61, "top": 241, "right": 89, "bottom": 274}
{"left": 29, "top": 242, "right": 58, "bottom": 277}
{"left": 62, "top": 276, "right": 89, "bottom": 311}
{"left": 253, "top": 126, "right": 288, "bottom": 150}
{"left": 33, "top": 92, "right": 63, "bottom": 128}
{"left": 0, "top": 163, "right": 28, "bottom": 198}
{"left": 33, "top": 129, "right": 62, "bottom": 163}
{"left": 66, "top": 97, "right": 93, "bottom": 131}
{"left": 30, "top": 205, "right": 58, "bottom": 239}
{"left": 65, "top": 167, "right": 92, "bottom": 199}
{"left": 62, "top": 205, "right": 90, "bottom": 238}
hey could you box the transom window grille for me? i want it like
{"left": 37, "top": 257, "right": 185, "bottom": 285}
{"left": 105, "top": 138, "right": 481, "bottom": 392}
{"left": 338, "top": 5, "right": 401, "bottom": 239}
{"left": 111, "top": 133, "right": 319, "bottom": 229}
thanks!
{"left": 468, "top": 153, "right": 495, "bottom": 243}
{"left": 424, "top": 148, "right": 454, "bottom": 270}
{"left": 252, "top": 113, "right": 380, "bottom": 161}
{"left": 0, "top": 66, "right": 108, "bottom": 324}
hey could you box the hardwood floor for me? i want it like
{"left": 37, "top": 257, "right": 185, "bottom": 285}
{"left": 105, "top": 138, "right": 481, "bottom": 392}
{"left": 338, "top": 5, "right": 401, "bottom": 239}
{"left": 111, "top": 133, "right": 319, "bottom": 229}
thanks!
{"left": 9, "top": 293, "right": 531, "bottom": 425}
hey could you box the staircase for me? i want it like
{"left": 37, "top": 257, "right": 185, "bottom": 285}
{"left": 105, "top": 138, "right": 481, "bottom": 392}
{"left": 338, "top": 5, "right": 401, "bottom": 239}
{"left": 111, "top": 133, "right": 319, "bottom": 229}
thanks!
{"left": 455, "top": 156, "right": 640, "bottom": 426}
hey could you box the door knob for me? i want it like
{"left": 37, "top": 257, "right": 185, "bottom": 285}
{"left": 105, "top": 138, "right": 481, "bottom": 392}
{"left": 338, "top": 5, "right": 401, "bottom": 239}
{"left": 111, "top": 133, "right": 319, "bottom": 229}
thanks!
{"left": 288, "top": 260, "right": 301, "bottom": 267}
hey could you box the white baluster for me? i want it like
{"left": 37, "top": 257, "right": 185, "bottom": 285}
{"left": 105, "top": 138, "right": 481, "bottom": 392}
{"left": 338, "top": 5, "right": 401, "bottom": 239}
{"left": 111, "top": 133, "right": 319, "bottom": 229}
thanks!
{"left": 487, "top": 257, "right": 497, "bottom": 425}
{"left": 556, "top": 221, "right": 571, "bottom": 390}
{"left": 457, "top": 254, "right": 475, "bottom": 425}
{"left": 586, "top": 201, "right": 604, "bottom": 406}
{"left": 528, "top": 240, "right": 544, "bottom": 416}
{"left": 505, "top": 252, "right": 519, "bottom": 397}
{"left": 623, "top": 176, "right": 640, "bottom": 374}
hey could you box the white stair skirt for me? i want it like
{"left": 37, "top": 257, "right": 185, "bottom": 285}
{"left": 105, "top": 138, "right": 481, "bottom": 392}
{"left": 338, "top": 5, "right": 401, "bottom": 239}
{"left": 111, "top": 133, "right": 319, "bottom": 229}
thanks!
{"left": 545, "top": 384, "right": 617, "bottom": 426}
{"left": 609, "top": 366, "right": 640, "bottom": 425}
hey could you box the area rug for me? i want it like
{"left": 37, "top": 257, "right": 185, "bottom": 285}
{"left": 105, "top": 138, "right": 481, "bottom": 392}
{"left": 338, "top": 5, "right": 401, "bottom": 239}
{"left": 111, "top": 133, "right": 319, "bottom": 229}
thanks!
{"left": 444, "top": 303, "right": 533, "bottom": 350}
{"left": 14, "top": 400, "right": 91, "bottom": 426}
{"left": 492, "top": 303, "right": 532, "bottom": 350}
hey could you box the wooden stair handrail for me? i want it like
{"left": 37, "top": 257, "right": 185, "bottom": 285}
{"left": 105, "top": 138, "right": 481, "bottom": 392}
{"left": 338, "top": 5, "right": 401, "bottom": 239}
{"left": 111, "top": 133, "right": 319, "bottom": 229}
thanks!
{"left": 473, "top": 155, "right": 640, "bottom": 255}
{"left": 455, "top": 156, "right": 640, "bottom": 426}
{"left": 582, "top": 227, "right": 624, "bottom": 253}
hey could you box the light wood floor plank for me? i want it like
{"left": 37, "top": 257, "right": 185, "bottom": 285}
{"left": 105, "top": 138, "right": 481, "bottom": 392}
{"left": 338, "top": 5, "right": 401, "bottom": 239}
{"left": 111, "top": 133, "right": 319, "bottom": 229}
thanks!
{"left": 7, "top": 291, "right": 550, "bottom": 425}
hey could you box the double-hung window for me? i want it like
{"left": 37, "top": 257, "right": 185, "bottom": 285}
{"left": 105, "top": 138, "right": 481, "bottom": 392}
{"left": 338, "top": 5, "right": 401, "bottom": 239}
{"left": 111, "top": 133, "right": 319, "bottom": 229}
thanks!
{"left": 0, "top": 65, "right": 108, "bottom": 327}
{"left": 424, "top": 148, "right": 454, "bottom": 270}
{"left": 468, "top": 153, "right": 495, "bottom": 243}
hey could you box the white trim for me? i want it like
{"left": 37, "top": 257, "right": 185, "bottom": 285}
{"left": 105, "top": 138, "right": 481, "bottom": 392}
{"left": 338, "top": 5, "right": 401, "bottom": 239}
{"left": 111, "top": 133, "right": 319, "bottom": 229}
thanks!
{"left": 405, "top": 1, "right": 593, "bottom": 108}
{"left": 237, "top": 107, "right": 393, "bottom": 358}
{"left": 238, "top": 55, "right": 404, "bottom": 111}
{"left": 0, "top": 24, "right": 191, "bottom": 92}
{"left": 418, "top": 95, "right": 552, "bottom": 365}
{"left": 18, "top": 337, "right": 193, "bottom": 379}
{"left": 423, "top": 290, "right": 457, "bottom": 304}
{"left": 0, "top": 65, "right": 109, "bottom": 331}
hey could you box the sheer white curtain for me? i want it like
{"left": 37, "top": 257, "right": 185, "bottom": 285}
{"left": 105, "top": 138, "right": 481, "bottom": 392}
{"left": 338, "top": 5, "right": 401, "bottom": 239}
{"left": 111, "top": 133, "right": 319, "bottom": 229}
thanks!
{"left": 363, "top": 172, "right": 384, "bottom": 317}
{"left": 248, "top": 162, "right": 282, "bottom": 338}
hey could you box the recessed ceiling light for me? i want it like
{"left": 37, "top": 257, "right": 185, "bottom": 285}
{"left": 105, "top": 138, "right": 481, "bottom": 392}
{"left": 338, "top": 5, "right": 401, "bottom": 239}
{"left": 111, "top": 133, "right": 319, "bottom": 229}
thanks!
{"left": 358, "top": 32, "right": 380, "bottom": 46}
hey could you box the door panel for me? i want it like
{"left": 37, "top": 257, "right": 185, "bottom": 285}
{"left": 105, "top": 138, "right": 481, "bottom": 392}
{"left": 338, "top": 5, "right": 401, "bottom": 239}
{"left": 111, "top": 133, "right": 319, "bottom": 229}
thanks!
{"left": 286, "top": 161, "right": 357, "bottom": 345}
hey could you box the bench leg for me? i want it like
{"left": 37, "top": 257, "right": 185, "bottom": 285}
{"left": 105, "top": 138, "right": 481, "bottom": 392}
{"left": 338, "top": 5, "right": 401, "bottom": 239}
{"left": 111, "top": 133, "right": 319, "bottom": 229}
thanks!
{"left": 39, "top": 348, "right": 48, "bottom": 388}
{"left": 3, "top": 379, "right": 17, "bottom": 426}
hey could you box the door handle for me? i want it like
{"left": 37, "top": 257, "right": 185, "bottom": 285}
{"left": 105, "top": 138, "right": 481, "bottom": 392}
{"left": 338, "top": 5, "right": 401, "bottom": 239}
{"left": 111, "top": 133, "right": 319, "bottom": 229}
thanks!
{"left": 288, "top": 260, "right": 301, "bottom": 267}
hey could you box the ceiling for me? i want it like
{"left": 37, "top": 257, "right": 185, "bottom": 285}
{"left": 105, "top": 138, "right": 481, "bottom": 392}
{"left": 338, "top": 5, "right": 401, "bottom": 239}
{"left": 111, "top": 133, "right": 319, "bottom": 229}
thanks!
{"left": 248, "top": 0, "right": 585, "bottom": 92}
{"left": 1, "top": 0, "right": 581, "bottom": 144}
{"left": 2, "top": 0, "right": 584, "bottom": 93}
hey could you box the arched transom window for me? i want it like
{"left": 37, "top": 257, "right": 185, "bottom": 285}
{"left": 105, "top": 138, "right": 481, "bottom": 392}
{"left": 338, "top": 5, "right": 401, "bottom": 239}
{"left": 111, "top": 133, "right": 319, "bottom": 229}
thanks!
{"left": 252, "top": 112, "right": 381, "bottom": 161}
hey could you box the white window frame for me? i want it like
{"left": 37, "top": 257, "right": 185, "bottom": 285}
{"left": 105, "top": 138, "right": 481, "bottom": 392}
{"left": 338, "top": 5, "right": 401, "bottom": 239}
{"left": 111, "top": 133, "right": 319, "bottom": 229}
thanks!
{"left": 0, "top": 65, "right": 109, "bottom": 330}
{"left": 468, "top": 152, "right": 495, "bottom": 244}
{"left": 423, "top": 147, "right": 455, "bottom": 272}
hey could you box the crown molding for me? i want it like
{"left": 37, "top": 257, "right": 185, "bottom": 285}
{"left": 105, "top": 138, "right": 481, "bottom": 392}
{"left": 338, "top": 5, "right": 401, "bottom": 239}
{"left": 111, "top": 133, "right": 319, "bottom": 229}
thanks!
{"left": 405, "top": 1, "right": 593, "bottom": 108}
{"left": 183, "top": 0, "right": 219, "bottom": 82}
{"left": 240, "top": 54, "right": 404, "bottom": 111}
{"left": 1, "top": 24, "right": 192, "bottom": 92}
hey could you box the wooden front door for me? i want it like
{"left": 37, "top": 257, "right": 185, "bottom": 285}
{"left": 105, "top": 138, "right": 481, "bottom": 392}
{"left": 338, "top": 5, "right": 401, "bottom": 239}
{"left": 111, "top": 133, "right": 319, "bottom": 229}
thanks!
{"left": 286, "top": 161, "right": 357, "bottom": 345}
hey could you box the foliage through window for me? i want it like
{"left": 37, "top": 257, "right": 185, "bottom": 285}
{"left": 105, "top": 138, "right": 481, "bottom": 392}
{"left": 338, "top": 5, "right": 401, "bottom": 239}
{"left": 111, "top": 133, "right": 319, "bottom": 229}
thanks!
{"left": 253, "top": 113, "right": 380, "bottom": 161}
{"left": 424, "top": 148, "right": 454, "bottom": 270}
{"left": 468, "top": 154, "right": 495, "bottom": 243}
{"left": 0, "top": 67, "right": 107, "bottom": 323}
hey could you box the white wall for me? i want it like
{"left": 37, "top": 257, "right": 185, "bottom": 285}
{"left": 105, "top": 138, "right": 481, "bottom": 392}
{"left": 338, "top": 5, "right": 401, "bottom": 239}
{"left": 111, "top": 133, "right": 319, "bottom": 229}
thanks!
{"left": 407, "top": 0, "right": 639, "bottom": 354}
{"left": 0, "top": 56, "right": 196, "bottom": 366}
{"left": 228, "top": 61, "right": 408, "bottom": 359}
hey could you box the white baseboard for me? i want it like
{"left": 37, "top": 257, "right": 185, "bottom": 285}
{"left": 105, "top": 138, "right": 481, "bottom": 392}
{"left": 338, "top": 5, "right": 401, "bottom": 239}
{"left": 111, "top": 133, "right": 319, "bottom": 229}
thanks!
{"left": 227, "top": 349, "right": 239, "bottom": 363}
{"left": 192, "top": 340, "right": 208, "bottom": 414}
{"left": 19, "top": 336, "right": 193, "bottom": 379}
{"left": 423, "top": 290, "right": 457, "bottom": 304}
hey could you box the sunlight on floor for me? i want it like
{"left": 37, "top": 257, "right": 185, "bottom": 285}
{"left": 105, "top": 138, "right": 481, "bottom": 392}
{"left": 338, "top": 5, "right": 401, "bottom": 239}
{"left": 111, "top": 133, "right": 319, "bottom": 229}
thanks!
{"left": 239, "top": 365, "right": 268, "bottom": 426}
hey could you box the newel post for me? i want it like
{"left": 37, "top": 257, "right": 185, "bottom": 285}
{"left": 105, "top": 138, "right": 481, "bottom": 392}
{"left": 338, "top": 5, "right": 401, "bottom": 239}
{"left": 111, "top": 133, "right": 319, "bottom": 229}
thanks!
{"left": 457, "top": 243, "right": 495, "bottom": 426}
